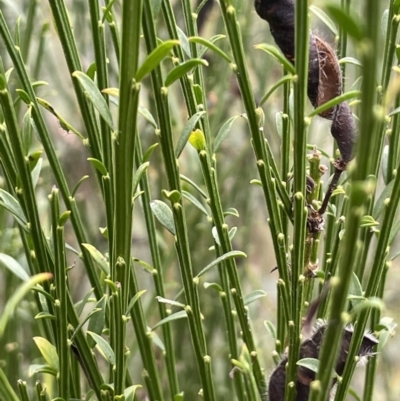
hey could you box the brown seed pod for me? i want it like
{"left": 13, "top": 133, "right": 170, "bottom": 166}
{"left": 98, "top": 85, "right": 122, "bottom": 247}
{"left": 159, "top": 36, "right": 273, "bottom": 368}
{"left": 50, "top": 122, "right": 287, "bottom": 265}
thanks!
{"left": 267, "top": 322, "right": 378, "bottom": 401}
{"left": 255, "top": 0, "right": 357, "bottom": 212}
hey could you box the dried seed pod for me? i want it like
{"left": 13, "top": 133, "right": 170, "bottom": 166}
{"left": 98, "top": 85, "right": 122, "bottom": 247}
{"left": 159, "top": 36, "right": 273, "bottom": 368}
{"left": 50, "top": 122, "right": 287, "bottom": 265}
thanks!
{"left": 254, "top": 0, "right": 357, "bottom": 173}
{"left": 267, "top": 322, "right": 378, "bottom": 401}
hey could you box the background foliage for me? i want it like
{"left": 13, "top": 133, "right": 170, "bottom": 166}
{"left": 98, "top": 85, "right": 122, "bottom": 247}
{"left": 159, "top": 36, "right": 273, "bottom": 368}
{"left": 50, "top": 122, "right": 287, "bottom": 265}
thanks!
{"left": 0, "top": 0, "right": 399, "bottom": 400}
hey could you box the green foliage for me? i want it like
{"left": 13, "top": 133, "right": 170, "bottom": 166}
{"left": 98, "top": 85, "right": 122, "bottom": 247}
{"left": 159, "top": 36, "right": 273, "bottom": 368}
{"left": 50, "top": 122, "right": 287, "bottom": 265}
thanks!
{"left": 0, "top": 1, "right": 399, "bottom": 401}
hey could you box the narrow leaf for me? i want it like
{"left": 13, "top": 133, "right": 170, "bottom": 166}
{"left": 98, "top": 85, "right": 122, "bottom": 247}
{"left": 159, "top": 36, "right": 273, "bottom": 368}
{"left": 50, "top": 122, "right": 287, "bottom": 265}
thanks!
{"left": 151, "top": 310, "right": 187, "bottom": 330}
{"left": 244, "top": 290, "right": 267, "bottom": 306}
{"left": 136, "top": 40, "right": 180, "bottom": 81}
{"left": 33, "top": 337, "right": 59, "bottom": 372}
{"left": 82, "top": 244, "right": 110, "bottom": 275}
{"left": 150, "top": 200, "right": 176, "bottom": 235}
{"left": 175, "top": 111, "right": 206, "bottom": 157}
{"left": 72, "top": 71, "right": 114, "bottom": 129}
{"left": 254, "top": 44, "right": 296, "bottom": 75}
{"left": 0, "top": 253, "right": 29, "bottom": 281}
{"left": 165, "top": 59, "right": 208, "bottom": 87}
{"left": 196, "top": 250, "right": 247, "bottom": 278}
{"left": 188, "top": 36, "right": 231, "bottom": 62}
{"left": 87, "top": 331, "right": 115, "bottom": 365}
{"left": 213, "top": 115, "right": 240, "bottom": 153}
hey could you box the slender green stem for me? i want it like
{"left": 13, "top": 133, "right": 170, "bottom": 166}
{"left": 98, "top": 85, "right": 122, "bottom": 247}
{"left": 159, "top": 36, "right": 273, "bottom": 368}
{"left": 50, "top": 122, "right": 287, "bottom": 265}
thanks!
{"left": 50, "top": 188, "right": 70, "bottom": 401}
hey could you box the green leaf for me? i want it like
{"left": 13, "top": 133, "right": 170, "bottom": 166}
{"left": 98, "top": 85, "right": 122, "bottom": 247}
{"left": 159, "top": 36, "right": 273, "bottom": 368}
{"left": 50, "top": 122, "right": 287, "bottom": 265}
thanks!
{"left": 348, "top": 272, "right": 363, "bottom": 307}
{"left": 132, "top": 162, "right": 150, "bottom": 194}
{"left": 188, "top": 36, "right": 231, "bottom": 62}
{"left": 126, "top": 290, "right": 147, "bottom": 315}
{"left": 82, "top": 244, "right": 110, "bottom": 275}
{"left": 339, "top": 57, "right": 362, "bottom": 68}
{"left": 87, "top": 331, "right": 115, "bottom": 365}
{"left": 21, "top": 107, "right": 33, "bottom": 155}
{"left": 0, "top": 253, "right": 29, "bottom": 281}
{"left": 350, "top": 297, "right": 385, "bottom": 317}
{"left": 264, "top": 320, "right": 276, "bottom": 340}
{"left": 124, "top": 385, "right": 142, "bottom": 401}
{"left": 175, "top": 111, "right": 206, "bottom": 157}
{"left": 165, "top": 59, "right": 208, "bottom": 87}
{"left": 151, "top": 310, "right": 187, "bottom": 330}
{"left": 325, "top": 4, "right": 363, "bottom": 41}
{"left": 0, "top": 273, "right": 52, "bottom": 339}
{"left": 297, "top": 358, "right": 337, "bottom": 378}
{"left": 360, "top": 215, "right": 379, "bottom": 228}
{"left": 203, "top": 282, "right": 223, "bottom": 292}
{"left": 155, "top": 296, "right": 185, "bottom": 309}
{"left": 0, "top": 189, "right": 28, "bottom": 228}
{"left": 177, "top": 26, "right": 191, "bottom": 58}
{"left": 138, "top": 106, "right": 158, "bottom": 128}
{"left": 259, "top": 75, "right": 293, "bottom": 107}
{"left": 150, "top": 200, "right": 176, "bottom": 235}
{"left": 180, "top": 174, "right": 207, "bottom": 199}
{"left": 174, "top": 392, "right": 185, "bottom": 401}
{"left": 72, "top": 71, "right": 114, "bottom": 130}
{"left": 196, "top": 250, "right": 247, "bottom": 278}
{"left": 373, "top": 179, "right": 394, "bottom": 219}
{"left": 213, "top": 115, "right": 240, "bottom": 153}
{"left": 149, "top": 328, "right": 165, "bottom": 352}
{"left": 88, "top": 296, "right": 107, "bottom": 347}
{"left": 28, "top": 364, "right": 58, "bottom": 377}
{"left": 136, "top": 40, "right": 180, "bottom": 81}
{"left": 244, "top": 290, "right": 267, "bottom": 306}
{"left": 142, "top": 143, "right": 159, "bottom": 163}
{"left": 182, "top": 190, "right": 209, "bottom": 216}
{"left": 33, "top": 337, "right": 59, "bottom": 372}
{"left": 310, "top": 5, "right": 338, "bottom": 36}
{"left": 309, "top": 91, "right": 361, "bottom": 118}
{"left": 88, "top": 157, "right": 108, "bottom": 176}
{"left": 75, "top": 288, "right": 95, "bottom": 317}
{"left": 254, "top": 44, "right": 296, "bottom": 75}
{"left": 224, "top": 208, "right": 239, "bottom": 217}
{"left": 35, "top": 312, "right": 56, "bottom": 320}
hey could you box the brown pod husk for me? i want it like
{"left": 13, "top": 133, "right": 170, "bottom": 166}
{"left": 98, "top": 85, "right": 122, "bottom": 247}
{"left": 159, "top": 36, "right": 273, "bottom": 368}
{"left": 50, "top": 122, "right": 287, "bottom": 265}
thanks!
{"left": 255, "top": 0, "right": 357, "bottom": 164}
{"left": 267, "top": 322, "right": 378, "bottom": 401}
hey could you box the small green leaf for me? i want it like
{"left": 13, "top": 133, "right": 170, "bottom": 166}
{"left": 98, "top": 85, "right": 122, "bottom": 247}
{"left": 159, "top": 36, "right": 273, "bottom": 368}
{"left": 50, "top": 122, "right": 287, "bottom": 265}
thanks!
{"left": 21, "top": 107, "right": 33, "bottom": 155}
{"left": 188, "top": 128, "right": 206, "bottom": 151}
{"left": 87, "top": 331, "right": 115, "bottom": 365}
{"left": 35, "top": 312, "right": 56, "bottom": 320}
{"left": 350, "top": 297, "right": 385, "bottom": 317}
{"left": 310, "top": 5, "right": 338, "bottom": 36}
{"left": 196, "top": 250, "right": 247, "bottom": 278}
{"left": 142, "top": 143, "right": 159, "bottom": 163}
{"left": 309, "top": 91, "right": 361, "bottom": 118}
{"left": 203, "top": 282, "right": 223, "bottom": 292}
{"left": 259, "top": 75, "right": 293, "bottom": 107}
{"left": 82, "top": 244, "right": 110, "bottom": 275}
{"left": 182, "top": 190, "right": 208, "bottom": 216}
{"left": 87, "top": 157, "right": 108, "bottom": 176}
{"left": 88, "top": 296, "right": 107, "bottom": 347}
{"left": 150, "top": 200, "right": 176, "bottom": 235}
{"left": 180, "top": 174, "right": 207, "bottom": 199}
{"left": 75, "top": 288, "right": 95, "bottom": 317}
{"left": 136, "top": 40, "right": 180, "bottom": 81}
{"left": 28, "top": 364, "right": 58, "bottom": 377}
{"left": 348, "top": 272, "right": 363, "bottom": 307}
{"left": 244, "top": 290, "right": 267, "bottom": 306}
{"left": 360, "top": 215, "right": 379, "bottom": 228}
{"left": 325, "top": 4, "right": 363, "bottom": 41}
{"left": 177, "top": 26, "right": 191, "bottom": 58}
{"left": 213, "top": 115, "right": 240, "bottom": 153}
{"left": 162, "top": 189, "right": 182, "bottom": 203}
{"left": 126, "top": 290, "right": 147, "bottom": 315}
{"left": 339, "top": 57, "right": 362, "bottom": 68}
{"left": 33, "top": 337, "right": 59, "bottom": 372}
{"left": 165, "top": 59, "right": 208, "bottom": 87}
{"left": 0, "top": 273, "right": 52, "bottom": 339}
{"left": 151, "top": 310, "right": 187, "bottom": 330}
{"left": 132, "top": 162, "right": 150, "bottom": 194}
{"left": 149, "top": 328, "right": 165, "bottom": 352}
{"left": 0, "top": 253, "right": 29, "bottom": 281}
{"left": 264, "top": 320, "right": 276, "bottom": 340}
{"left": 254, "top": 44, "right": 296, "bottom": 75}
{"left": 72, "top": 71, "right": 114, "bottom": 129}
{"left": 124, "top": 385, "right": 142, "bottom": 401}
{"left": 155, "top": 296, "right": 185, "bottom": 309}
{"left": 0, "top": 189, "right": 28, "bottom": 228}
{"left": 173, "top": 392, "right": 185, "bottom": 401}
{"left": 224, "top": 208, "right": 239, "bottom": 218}
{"left": 175, "top": 111, "right": 206, "bottom": 157}
{"left": 373, "top": 179, "right": 394, "bottom": 219}
{"left": 138, "top": 106, "right": 158, "bottom": 128}
{"left": 188, "top": 36, "right": 231, "bottom": 62}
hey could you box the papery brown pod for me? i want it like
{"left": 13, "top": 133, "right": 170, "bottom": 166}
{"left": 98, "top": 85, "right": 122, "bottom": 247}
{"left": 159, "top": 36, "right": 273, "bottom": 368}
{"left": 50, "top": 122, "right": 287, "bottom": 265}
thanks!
{"left": 267, "top": 322, "right": 378, "bottom": 401}
{"left": 255, "top": 0, "right": 357, "bottom": 213}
